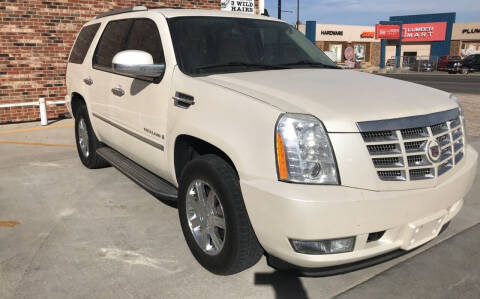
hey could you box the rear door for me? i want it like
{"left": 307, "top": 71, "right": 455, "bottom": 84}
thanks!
{"left": 66, "top": 23, "right": 108, "bottom": 136}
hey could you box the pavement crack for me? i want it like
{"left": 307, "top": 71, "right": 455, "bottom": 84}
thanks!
{"left": 11, "top": 219, "right": 62, "bottom": 298}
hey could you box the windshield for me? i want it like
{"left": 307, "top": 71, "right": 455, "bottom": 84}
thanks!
{"left": 167, "top": 17, "right": 338, "bottom": 76}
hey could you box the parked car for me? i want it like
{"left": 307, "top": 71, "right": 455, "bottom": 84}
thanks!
{"left": 386, "top": 58, "right": 396, "bottom": 67}
{"left": 66, "top": 7, "right": 478, "bottom": 275}
{"left": 438, "top": 55, "right": 461, "bottom": 71}
{"left": 409, "top": 59, "right": 434, "bottom": 72}
{"left": 449, "top": 54, "right": 480, "bottom": 74}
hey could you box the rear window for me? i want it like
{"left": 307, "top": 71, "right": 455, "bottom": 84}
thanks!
{"left": 69, "top": 23, "right": 101, "bottom": 64}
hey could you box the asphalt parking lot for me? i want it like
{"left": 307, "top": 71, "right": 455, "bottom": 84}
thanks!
{"left": 380, "top": 73, "right": 480, "bottom": 95}
{"left": 1, "top": 95, "right": 479, "bottom": 298}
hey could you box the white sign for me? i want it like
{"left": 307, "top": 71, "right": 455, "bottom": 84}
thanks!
{"left": 221, "top": 0, "right": 255, "bottom": 14}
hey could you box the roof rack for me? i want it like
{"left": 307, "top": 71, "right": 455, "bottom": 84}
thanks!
{"left": 96, "top": 6, "right": 148, "bottom": 19}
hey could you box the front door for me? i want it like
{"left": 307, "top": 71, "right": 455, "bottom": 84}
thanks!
{"left": 91, "top": 17, "right": 170, "bottom": 178}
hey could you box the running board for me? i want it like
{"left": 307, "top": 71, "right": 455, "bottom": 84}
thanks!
{"left": 97, "top": 147, "right": 178, "bottom": 201}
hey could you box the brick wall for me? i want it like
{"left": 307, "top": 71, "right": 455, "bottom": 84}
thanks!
{"left": 450, "top": 40, "right": 461, "bottom": 56}
{"left": 370, "top": 42, "right": 380, "bottom": 67}
{"left": 0, "top": 0, "right": 248, "bottom": 124}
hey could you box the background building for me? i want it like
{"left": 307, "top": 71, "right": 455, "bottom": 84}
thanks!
{"left": 451, "top": 22, "right": 480, "bottom": 57}
{"left": 383, "top": 13, "right": 456, "bottom": 62}
{"left": 0, "top": 0, "right": 259, "bottom": 124}
{"left": 299, "top": 23, "right": 380, "bottom": 66}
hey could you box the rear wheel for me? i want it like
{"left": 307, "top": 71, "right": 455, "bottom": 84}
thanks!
{"left": 178, "top": 155, "right": 263, "bottom": 275}
{"left": 74, "top": 105, "right": 109, "bottom": 169}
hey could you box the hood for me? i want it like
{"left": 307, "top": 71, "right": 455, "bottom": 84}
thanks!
{"left": 200, "top": 69, "right": 457, "bottom": 132}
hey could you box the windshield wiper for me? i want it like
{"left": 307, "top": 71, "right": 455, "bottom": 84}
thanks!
{"left": 195, "top": 62, "right": 288, "bottom": 73}
{"left": 279, "top": 60, "right": 340, "bottom": 69}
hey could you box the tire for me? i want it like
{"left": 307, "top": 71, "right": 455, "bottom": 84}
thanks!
{"left": 178, "top": 155, "right": 263, "bottom": 275}
{"left": 461, "top": 67, "right": 469, "bottom": 75}
{"left": 74, "top": 105, "right": 109, "bottom": 169}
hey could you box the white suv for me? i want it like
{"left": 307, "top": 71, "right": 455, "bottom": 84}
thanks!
{"left": 66, "top": 7, "right": 478, "bottom": 275}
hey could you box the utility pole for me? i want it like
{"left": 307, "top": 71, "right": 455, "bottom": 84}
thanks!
{"left": 296, "top": 0, "right": 300, "bottom": 28}
{"left": 278, "top": 0, "right": 281, "bottom": 20}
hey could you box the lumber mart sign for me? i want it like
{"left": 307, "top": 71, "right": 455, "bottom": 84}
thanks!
{"left": 221, "top": 0, "right": 255, "bottom": 14}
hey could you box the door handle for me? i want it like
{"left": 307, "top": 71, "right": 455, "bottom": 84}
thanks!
{"left": 111, "top": 87, "right": 125, "bottom": 97}
{"left": 83, "top": 77, "right": 93, "bottom": 85}
{"left": 173, "top": 92, "right": 195, "bottom": 109}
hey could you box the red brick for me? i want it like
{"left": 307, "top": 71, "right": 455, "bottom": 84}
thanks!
{"left": 1, "top": 0, "right": 259, "bottom": 124}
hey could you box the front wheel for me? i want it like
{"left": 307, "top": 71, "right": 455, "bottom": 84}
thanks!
{"left": 461, "top": 67, "right": 469, "bottom": 75}
{"left": 178, "top": 155, "right": 263, "bottom": 275}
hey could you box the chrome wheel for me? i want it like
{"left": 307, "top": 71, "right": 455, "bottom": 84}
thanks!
{"left": 77, "top": 118, "right": 90, "bottom": 158}
{"left": 186, "top": 180, "right": 226, "bottom": 256}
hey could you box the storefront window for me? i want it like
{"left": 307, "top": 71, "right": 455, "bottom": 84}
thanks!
{"left": 461, "top": 42, "right": 480, "bottom": 57}
{"left": 354, "top": 44, "right": 365, "bottom": 61}
{"left": 329, "top": 44, "right": 342, "bottom": 62}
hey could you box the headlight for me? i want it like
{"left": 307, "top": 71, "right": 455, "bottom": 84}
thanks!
{"left": 275, "top": 113, "right": 339, "bottom": 184}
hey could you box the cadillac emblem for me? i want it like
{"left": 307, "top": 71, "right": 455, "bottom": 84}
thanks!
{"left": 427, "top": 139, "right": 441, "bottom": 162}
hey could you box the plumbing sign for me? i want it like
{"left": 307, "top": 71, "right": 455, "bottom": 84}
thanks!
{"left": 221, "top": 0, "right": 255, "bottom": 14}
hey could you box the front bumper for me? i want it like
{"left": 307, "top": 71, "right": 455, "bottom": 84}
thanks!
{"left": 240, "top": 145, "right": 477, "bottom": 269}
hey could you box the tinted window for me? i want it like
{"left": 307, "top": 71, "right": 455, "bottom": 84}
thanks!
{"left": 69, "top": 23, "right": 100, "bottom": 64}
{"left": 93, "top": 18, "right": 164, "bottom": 69}
{"left": 93, "top": 19, "right": 132, "bottom": 68}
{"left": 127, "top": 19, "right": 164, "bottom": 64}
{"left": 168, "top": 17, "right": 337, "bottom": 76}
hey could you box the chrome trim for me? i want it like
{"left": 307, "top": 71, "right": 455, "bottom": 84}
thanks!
{"left": 357, "top": 108, "right": 460, "bottom": 132}
{"left": 96, "top": 6, "right": 147, "bottom": 19}
{"left": 111, "top": 87, "right": 125, "bottom": 97}
{"left": 92, "top": 113, "right": 164, "bottom": 151}
{"left": 361, "top": 112, "right": 465, "bottom": 182}
{"left": 173, "top": 92, "right": 195, "bottom": 109}
{"left": 113, "top": 63, "right": 165, "bottom": 78}
{"left": 172, "top": 96, "right": 195, "bottom": 105}
{"left": 83, "top": 77, "right": 93, "bottom": 86}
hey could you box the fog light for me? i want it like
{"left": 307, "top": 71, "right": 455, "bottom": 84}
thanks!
{"left": 290, "top": 237, "right": 355, "bottom": 255}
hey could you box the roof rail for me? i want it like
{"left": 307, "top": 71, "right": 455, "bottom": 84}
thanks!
{"left": 96, "top": 6, "right": 147, "bottom": 19}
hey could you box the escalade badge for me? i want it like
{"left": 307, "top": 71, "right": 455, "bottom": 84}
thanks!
{"left": 427, "top": 139, "right": 441, "bottom": 162}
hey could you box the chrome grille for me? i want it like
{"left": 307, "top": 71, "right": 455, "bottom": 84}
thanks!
{"left": 404, "top": 140, "right": 427, "bottom": 153}
{"left": 358, "top": 110, "right": 465, "bottom": 182}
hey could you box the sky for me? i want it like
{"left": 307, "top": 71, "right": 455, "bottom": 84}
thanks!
{"left": 264, "top": 0, "right": 480, "bottom": 25}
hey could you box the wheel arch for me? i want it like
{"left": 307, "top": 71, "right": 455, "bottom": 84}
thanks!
{"left": 71, "top": 92, "right": 86, "bottom": 118}
{"left": 173, "top": 134, "right": 239, "bottom": 182}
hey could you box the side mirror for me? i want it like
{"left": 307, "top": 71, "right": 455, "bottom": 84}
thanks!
{"left": 112, "top": 50, "right": 165, "bottom": 78}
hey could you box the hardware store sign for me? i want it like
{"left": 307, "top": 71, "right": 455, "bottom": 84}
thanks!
{"left": 221, "top": 0, "right": 255, "bottom": 14}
